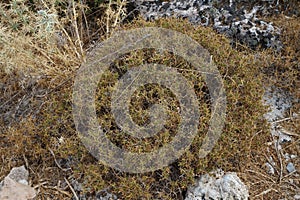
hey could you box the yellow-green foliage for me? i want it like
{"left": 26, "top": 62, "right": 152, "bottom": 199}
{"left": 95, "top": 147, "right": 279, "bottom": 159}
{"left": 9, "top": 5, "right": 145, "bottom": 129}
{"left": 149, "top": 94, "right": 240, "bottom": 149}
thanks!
{"left": 1, "top": 16, "right": 273, "bottom": 199}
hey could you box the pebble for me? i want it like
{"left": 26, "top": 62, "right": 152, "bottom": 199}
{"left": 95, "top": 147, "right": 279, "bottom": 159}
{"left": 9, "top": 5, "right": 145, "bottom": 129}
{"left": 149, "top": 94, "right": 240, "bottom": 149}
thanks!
{"left": 287, "top": 162, "right": 296, "bottom": 173}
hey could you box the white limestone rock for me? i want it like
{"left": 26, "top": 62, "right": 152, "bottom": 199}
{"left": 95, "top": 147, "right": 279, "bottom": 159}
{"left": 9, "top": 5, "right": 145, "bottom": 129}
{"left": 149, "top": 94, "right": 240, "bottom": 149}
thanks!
{"left": 0, "top": 166, "right": 36, "bottom": 200}
{"left": 127, "top": 0, "right": 282, "bottom": 50}
{"left": 185, "top": 170, "right": 249, "bottom": 200}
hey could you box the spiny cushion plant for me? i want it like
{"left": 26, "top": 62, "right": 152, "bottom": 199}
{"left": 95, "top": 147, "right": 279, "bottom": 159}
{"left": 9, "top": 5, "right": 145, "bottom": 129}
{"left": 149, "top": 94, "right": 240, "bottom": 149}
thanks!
{"left": 1, "top": 16, "right": 273, "bottom": 199}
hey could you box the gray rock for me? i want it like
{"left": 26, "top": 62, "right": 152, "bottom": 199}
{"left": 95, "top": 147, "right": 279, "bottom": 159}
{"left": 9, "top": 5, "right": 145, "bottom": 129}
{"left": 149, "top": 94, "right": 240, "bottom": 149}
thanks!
{"left": 287, "top": 162, "right": 296, "bottom": 173}
{"left": 279, "top": 133, "right": 292, "bottom": 144}
{"left": 0, "top": 166, "right": 36, "bottom": 200}
{"left": 185, "top": 170, "right": 249, "bottom": 200}
{"left": 7, "top": 165, "right": 29, "bottom": 185}
{"left": 127, "top": 0, "right": 282, "bottom": 50}
{"left": 264, "top": 162, "right": 275, "bottom": 174}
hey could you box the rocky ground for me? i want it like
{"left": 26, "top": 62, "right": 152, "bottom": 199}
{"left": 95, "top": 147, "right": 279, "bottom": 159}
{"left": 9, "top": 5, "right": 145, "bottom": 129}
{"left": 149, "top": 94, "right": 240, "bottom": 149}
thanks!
{"left": 0, "top": 0, "right": 299, "bottom": 199}
{"left": 127, "top": 0, "right": 283, "bottom": 50}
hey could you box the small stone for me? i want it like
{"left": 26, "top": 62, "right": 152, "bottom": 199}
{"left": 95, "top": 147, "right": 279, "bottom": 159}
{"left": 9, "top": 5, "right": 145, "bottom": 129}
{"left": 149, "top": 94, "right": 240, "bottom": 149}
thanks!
{"left": 0, "top": 166, "right": 36, "bottom": 200}
{"left": 7, "top": 165, "right": 29, "bottom": 185}
{"left": 264, "top": 162, "right": 275, "bottom": 174}
{"left": 279, "top": 134, "right": 292, "bottom": 144}
{"left": 185, "top": 170, "right": 249, "bottom": 200}
{"left": 287, "top": 162, "right": 296, "bottom": 173}
{"left": 291, "top": 155, "right": 297, "bottom": 159}
{"left": 294, "top": 194, "right": 300, "bottom": 200}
